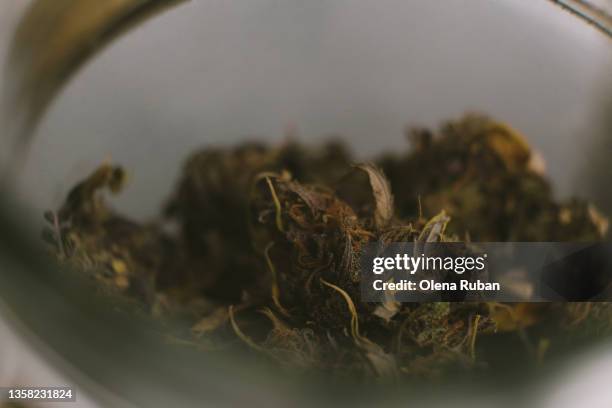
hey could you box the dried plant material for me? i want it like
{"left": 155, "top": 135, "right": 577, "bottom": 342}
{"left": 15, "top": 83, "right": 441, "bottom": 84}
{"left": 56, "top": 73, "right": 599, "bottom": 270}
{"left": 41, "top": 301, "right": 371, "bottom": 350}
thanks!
{"left": 588, "top": 204, "right": 610, "bottom": 237}
{"left": 354, "top": 163, "right": 394, "bottom": 229}
{"left": 418, "top": 211, "right": 451, "bottom": 243}
{"left": 258, "top": 307, "right": 319, "bottom": 370}
{"left": 263, "top": 242, "right": 290, "bottom": 317}
{"left": 380, "top": 114, "right": 605, "bottom": 242}
{"left": 373, "top": 290, "right": 400, "bottom": 323}
{"left": 321, "top": 278, "right": 397, "bottom": 378}
{"left": 44, "top": 113, "right": 612, "bottom": 381}
{"left": 192, "top": 307, "right": 229, "bottom": 337}
{"left": 488, "top": 303, "right": 545, "bottom": 332}
{"left": 320, "top": 279, "right": 363, "bottom": 341}
{"left": 229, "top": 305, "right": 265, "bottom": 353}
{"left": 468, "top": 314, "right": 481, "bottom": 362}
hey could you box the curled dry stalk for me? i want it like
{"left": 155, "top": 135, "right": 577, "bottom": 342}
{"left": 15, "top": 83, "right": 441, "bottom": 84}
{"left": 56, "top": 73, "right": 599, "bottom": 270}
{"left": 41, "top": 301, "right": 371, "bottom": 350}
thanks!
{"left": 264, "top": 242, "right": 290, "bottom": 317}
{"left": 321, "top": 278, "right": 398, "bottom": 378}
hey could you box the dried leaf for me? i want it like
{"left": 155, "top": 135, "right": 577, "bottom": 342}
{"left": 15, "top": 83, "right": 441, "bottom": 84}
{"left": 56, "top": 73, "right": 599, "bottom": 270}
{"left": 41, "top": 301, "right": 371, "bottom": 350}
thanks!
{"left": 192, "top": 307, "right": 229, "bottom": 337}
{"left": 417, "top": 211, "right": 450, "bottom": 243}
{"left": 354, "top": 163, "right": 394, "bottom": 228}
{"left": 373, "top": 296, "right": 400, "bottom": 323}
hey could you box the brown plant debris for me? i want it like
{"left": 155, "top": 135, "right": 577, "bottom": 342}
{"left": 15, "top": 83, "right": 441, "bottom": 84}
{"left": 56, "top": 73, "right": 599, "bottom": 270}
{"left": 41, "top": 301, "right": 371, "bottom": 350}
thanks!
{"left": 43, "top": 114, "right": 612, "bottom": 381}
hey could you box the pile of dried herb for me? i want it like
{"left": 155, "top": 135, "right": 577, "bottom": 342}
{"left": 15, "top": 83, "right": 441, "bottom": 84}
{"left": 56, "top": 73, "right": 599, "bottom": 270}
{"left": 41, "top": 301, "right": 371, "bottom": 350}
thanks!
{"left": 42, "top": 114, "right": 612, "bottom": 380}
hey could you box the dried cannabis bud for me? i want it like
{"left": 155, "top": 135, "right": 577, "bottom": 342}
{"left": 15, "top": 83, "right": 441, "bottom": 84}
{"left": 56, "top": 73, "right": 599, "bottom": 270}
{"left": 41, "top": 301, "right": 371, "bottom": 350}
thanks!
{"left": 43, "top": 114, "right": 612, "bottom": 380}
{"left": 379, "top": 114, "right": 608, "bottom": 241}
